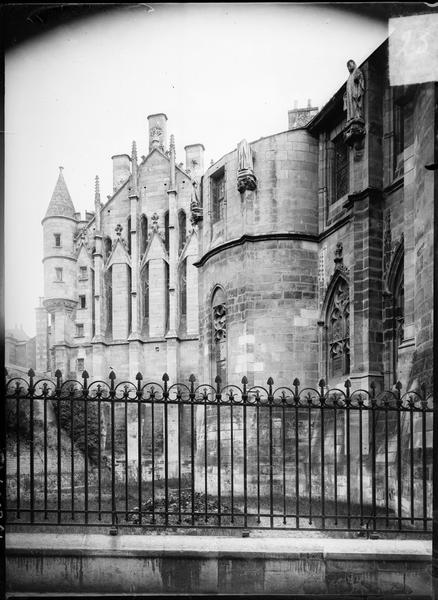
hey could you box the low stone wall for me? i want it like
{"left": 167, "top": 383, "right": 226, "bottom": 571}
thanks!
{"left": 6, "top": 534, "right": 432, "bottom": 597}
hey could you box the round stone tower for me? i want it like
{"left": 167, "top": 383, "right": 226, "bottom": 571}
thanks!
{"left": 197, "top": 128, "right": 319, "bottom": 387}
{"left": 41, "top": 167, "right": 78, "bottom": 374}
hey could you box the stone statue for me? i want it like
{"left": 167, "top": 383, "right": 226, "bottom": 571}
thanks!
{"left": 190, "top": 181, "right": 203, "bottom": 224}
{"left": 238, "top": 139, "right": 254, "bottom": 172}
{"left": 237, "top": 139, "right": 257, "bottom": 193}
{"left": 343, "top": 60, "right": 365, "bottom": 123}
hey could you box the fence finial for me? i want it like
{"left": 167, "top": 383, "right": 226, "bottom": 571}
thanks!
{"left": 109, "top": 371, "right": 116, "bottom": 393}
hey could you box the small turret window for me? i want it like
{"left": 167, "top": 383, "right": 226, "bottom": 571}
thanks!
{"left": 79, "top": 266, "right": 88, "bottom": 281}
{"left": 54, "top": 234, "right": 61, "bottom": 247}
{"left": 55, "top": 267, "right": 63, "bottom": 282}
{"left": 76, "top": 358, "right": 85, "bottom": 372}
{"left": 76, "top": 324, "right": 84, "bottom": 337}
{"left": 79, "top": 295, "right": 86, "bottom": 309}
{"left": 211, "top": 169, "right": 225, "bottom": 223}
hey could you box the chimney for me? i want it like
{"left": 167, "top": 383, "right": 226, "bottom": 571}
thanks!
{"left": 147, "top": 113, "right": 168, "bottom": 152}
{"left": 111, "top": 154, "right": 131, "bottom": 192}
{"left": 288, "top": 100, "right": 319, "bottom": 130}
{"left": 184, "top": 144, "right": 205, "bottom": 180}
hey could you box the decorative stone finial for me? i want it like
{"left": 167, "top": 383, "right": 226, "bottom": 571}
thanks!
{"left": 59, "top": 166, "right": 64, "bottom": 172}
{"left": 150, "top": 126, "right": 162, "bottom": 150}
{"left": 94, "top": 175, "right": 100, "bottom": 202}
{"left": 151, "top": 213, "right": 159, "bottom": 232}
{"left": 170, "top": 134, "right": 175, "bottom": 152}
{"left": 131, "top": 140, "right": 137, "bottom": 161}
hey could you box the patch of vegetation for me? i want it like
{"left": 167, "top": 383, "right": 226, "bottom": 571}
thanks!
{"left": 53, "top": 392, "right": 101, "bottom": 463}
{"left": 127, "top": 490, "right": 242, "bottom": 525}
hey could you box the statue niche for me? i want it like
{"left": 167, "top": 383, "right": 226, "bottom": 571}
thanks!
{"left": 237, "top": 139, "right": 257, "bottom": 193}
{"left": 343, "top": 59, "right": 366, "bottom": 150}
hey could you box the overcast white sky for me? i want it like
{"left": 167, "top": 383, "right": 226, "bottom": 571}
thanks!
{"left": 5, "top": 3, "right": 388, "bottom": 336}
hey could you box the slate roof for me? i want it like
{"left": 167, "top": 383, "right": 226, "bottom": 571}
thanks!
{"left": 45, "top": 167, "right": 76, "bottom": 219}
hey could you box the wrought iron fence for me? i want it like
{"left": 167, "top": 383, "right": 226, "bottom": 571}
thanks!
{"left": 5, "top": 368, "right": 433, "bottom": 535}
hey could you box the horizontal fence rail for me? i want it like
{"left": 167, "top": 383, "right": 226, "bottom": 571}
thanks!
{"left": 5, "top": 369, "right": 433, "bottom": 535}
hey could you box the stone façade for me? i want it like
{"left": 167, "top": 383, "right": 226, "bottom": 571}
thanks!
{"left": 36, "top": 39, "right": 435, "bottom": 395}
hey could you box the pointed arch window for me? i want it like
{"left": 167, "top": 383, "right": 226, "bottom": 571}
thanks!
{"left": 164, "top": 211, "right": 169, "bottom": 252}
{"left": 179, "top": 210, "right": 187, "bottom": 253}
{"left": 180, "top": 258, "right": 187, "bottom": 331}
{"left": 104, "top": 237, "right": 112, "bottom": 261}
{"left": 127, "top": 216, "right": 132, "bottom": 254}
{"left": 333, "top": 134, "right": 349, "bottom": 202}
{"left": 104, "top": 267, "right": 113, "bottom": 339}
{"left": 326, "top": 276, "right": 350, "bottom": 379}
{"left": 165, "top": 261, "right": 170, "bottom": 332}
{"left": 211, "top": 287, "right": 227, "bottom": 383}
{"left": 141, "top": 262, "right": 149, "bottom": 336}
{"left": 391, "top": 255, "right": 404, "bottom": 383}
{"left": 140, "top": 214, "right": 148, "bottom": 256}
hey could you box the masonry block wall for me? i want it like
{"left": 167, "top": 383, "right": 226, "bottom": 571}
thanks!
{"left": 198, "top": 129, "right": 319, "bottom": 387}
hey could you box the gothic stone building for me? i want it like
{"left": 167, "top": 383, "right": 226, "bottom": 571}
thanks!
{"left": 36, "top": 114, "right": 201, "bottom": 383}
{"left": 36, "top": 40, "right": 435, "bottom": 393}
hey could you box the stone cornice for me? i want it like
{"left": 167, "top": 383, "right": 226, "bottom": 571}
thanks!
{"left": 319, "top": 213, "right": 352, "bottom": 242}
{"left": 43, "top": 255, "right": 77, "bottom": 263}
{"left": 41, "top": 214, "right": 78, "bottom": 226}
{"left": 194, "top": 232, "right": 318, "bottom": 268}
{"left": 383, "top": 177, "right": 404, "bottom": 197}
{"left": 342, "top": 186, "right": 382, "bottom": 210}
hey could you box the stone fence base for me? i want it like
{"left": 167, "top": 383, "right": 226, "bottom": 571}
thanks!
{"left": 6, "top": 533, "right": 432, "bottom": 597}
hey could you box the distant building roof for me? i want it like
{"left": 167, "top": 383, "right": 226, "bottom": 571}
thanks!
{"left": 5, "top": 325, "right": 31, "bottom": 342}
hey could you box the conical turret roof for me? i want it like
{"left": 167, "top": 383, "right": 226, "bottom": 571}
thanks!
{"left": 45, "top": 167, "right": 75, "bottom": 219}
